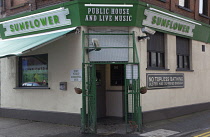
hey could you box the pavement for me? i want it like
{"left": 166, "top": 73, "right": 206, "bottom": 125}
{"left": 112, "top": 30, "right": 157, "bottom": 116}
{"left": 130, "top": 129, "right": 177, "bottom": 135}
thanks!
{"left": 0, "top": 110, "right": 210, "bottom": 137}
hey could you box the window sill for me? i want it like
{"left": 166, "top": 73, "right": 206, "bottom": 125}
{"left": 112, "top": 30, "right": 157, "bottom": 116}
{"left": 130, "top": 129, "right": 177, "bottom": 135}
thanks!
{"left": 177, "top": 5, "right": 192, "bottom": 12}
{"left": 199, "top": 13, "right": 210, "bottom": 19}
{"left": 14, "top": 87, "right": 50, "bottom": 89}
{"left": 159, "top": 0, "right": 166, "bottom": 3}
{"left": 176, "top": 68, "right": 194, "bottom": 72}
{"left": 146, "top": 68, "right": 170, "bottom": 71}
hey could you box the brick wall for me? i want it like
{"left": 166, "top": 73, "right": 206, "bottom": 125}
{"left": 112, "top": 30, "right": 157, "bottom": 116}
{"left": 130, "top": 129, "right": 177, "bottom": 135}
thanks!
{"left": 11, "top": 0, "right": 28, "bottom": 6}
{"left": 141, "top": 0, "right": 210, "bottom": 25}
{"left": 141, "top": 0, "right": 170, "bottom": 10}
{"left": 36, "top": 0, "right": 71, "bottom": 9}
{"left": 1, "top": 0, "right": 72, "bottom": 17}
{"left": 4, "top": 0, "right": 30, "bottom": 16}
{"left": 1, "top": 0, "right": 210, "bottom": 25}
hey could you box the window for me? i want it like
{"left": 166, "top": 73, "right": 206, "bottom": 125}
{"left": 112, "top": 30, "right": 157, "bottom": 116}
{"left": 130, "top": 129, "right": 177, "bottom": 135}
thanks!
{"left": 111, "top": 64, "right": 124, "bottom": 86}
{"left": 179, "top": 0, "right": 190, "bottom": 8}
{"left": 147, "top": 32, "right": 165, "bottom": 69}
{"left": 199, "top": 0, "right": 208, "bottom": 16}
{"left": 176, "top": 37, "right": 190, "bottom": 70}
{"left": 19, "top": 54, "right": 48, "bottom": 87}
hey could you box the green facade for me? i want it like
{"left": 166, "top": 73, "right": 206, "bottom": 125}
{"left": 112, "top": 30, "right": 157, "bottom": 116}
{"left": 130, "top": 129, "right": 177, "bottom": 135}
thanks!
{"left": 0, "top": 0, "right": 210, "bottom": 43}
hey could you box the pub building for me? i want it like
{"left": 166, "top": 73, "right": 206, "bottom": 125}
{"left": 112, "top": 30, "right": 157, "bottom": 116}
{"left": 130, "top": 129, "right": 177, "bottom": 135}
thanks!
{"left": 0, "top": 0, "right": 209, "bottom": 133}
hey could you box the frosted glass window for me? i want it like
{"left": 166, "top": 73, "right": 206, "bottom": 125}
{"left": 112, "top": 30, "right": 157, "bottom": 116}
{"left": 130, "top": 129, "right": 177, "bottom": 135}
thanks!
{"left": 88, "top": 29, "right": 129, "bottom": 62}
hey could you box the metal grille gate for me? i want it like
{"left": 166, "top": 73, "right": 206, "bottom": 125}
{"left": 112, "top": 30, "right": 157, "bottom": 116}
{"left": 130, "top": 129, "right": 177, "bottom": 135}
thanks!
{"left": 81, "top": 63, "right": 97, "bottom": 133}
{"left": 81, "top": 30, "right": 142, "bottom": 133}
{"left": 125, "top": 64, "right": 141, "bottom": 132}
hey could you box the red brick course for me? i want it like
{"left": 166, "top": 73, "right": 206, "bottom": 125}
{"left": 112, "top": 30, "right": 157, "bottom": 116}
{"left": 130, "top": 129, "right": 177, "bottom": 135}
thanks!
{"left": 1, "top": 0, "right": 210, "bottom": 25}
{"left": 3, "top": 0, "right": 72, "bottom": 17}
{"left": 141, "top": 0, "right": 210, "bottom": 25}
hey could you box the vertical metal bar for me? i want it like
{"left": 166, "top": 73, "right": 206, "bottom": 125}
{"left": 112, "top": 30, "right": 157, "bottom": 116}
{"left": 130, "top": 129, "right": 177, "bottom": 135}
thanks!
{"left": 137, "top": 63, "right": 142, "bottom": 130}
{"left": 132, "top": 65, "right": 134, "bottom": 125}
{"left": 124, "top": 64, "right": 128, "bottom": 132}
{"left": 92, "top": 64, "right": 97, "bottom": 133}
{"left": 132, "top": 33, "right": 135, "bottom": 63}
{"left": 82, "top": 31, "right": 85, "bottom": 63}
{"left": 87, "top": 64, "right": 90, "bottom": 130}
{"left": 81, "top": 63, "right": 86, "bottom": 132}
{"left": 133, "top": 31, "right": 139, "bottom": 63}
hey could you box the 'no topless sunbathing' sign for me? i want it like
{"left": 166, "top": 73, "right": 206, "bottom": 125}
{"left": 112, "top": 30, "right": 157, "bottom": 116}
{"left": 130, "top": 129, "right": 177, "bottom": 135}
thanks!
{"left": 146, "top": 73, "right": 184, "bottom": 89}
{"left": 2, "top": 7, "right": 71, "bottom": 36}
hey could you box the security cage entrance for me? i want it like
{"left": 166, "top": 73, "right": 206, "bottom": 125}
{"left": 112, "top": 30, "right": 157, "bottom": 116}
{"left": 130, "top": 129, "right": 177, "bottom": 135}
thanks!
{"left": 81, "top": 29, "right": 142, "bottom": 133}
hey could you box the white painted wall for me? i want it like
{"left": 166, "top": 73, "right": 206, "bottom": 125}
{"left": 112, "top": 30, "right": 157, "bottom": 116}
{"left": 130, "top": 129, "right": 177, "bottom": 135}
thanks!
{"left": 131, "top": 27, "right": 210, "bottom": 112}
{"left": 1, "top": 30, "right": 83, "bottom": 113}
{"left": 106, "top": 92, "right": 123, "bottom": 117}
{"left": 2, "top": 25, "right": 210, "bottom": 116}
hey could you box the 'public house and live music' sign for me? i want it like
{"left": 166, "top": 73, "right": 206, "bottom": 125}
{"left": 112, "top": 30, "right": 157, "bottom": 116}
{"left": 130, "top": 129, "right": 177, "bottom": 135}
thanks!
{"left": 84, "top": 6, "right": 132, "bottom": 22}
{"left": 2, "top": 7, "right": 71, "bottom": 36}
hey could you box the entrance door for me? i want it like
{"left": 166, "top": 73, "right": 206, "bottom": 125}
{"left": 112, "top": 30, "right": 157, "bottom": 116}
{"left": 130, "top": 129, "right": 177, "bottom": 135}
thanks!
{"left": 96, "top": 65, "right": 106, "bottom": 118}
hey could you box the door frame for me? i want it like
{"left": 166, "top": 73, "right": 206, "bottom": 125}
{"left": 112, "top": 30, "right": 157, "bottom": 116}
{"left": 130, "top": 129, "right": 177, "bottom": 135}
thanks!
{"left": 81, "top": 30, "right": 142, "bottom": 133}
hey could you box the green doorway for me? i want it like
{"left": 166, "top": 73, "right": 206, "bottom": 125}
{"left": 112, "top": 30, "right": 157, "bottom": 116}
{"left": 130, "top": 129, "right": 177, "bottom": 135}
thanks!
{"left": 81, "top": 30, "right": 142, "bottom": 133}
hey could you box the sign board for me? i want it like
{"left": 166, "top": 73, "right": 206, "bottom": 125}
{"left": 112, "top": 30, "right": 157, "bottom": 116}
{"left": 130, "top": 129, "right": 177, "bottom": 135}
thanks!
{"left": 147, "top": 73, "right": 184, "bottom": 89}
{"left": 81, "top": 3, "right": 137, "bottom": 26}
{"left": 2, "top": 7, "right": 71, "bottom": 36}
{"left": 70, "top": 69, "right": 82, "bottom": 81}
{"left": 126, "top": 64, "right": 138, "bottom": 79}
{"left": 143, "top": 9, "right": 195, "bottom": 37}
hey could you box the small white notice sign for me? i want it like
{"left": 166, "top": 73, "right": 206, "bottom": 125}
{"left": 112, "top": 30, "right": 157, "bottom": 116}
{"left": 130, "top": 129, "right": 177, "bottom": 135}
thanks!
{"left": 126, "top": 64, "right": 138, "bottom": 79}
{"left": 70, "top": 69, "right": 82, "bottom": 81}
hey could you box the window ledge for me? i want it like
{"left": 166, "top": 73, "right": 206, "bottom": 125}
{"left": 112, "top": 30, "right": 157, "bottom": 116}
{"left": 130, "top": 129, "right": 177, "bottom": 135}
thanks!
{"left": 177, "top": 5, "right": 192, "bottom": 12}
{"left": 159, "top": 0, "right": 166, "bottom": 3}
{"left": 176, "top": 69, "right": 194, "bottom": 72}
{"left": 146, "top": 68, "right": 170, "bottom": 71}
{"left": 14, "top": 87, "right": 50, "bottom": 89}
{"left": 199, "top": 13, "right": 210, "bottom": 19}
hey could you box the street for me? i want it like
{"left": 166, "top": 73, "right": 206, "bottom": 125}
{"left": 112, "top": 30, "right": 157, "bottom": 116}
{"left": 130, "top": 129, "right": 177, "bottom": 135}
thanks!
{"left": 0, "top": 110, "right": 210, "bottom": 136}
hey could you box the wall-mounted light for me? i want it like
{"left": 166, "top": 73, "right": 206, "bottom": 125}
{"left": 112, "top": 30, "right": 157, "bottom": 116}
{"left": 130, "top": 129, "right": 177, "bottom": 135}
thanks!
{"left": 142, "top": 27, "right": 156, "bottom": 35}
{"left": 86, "top": 38, "right": 101, "bottom": 53}
{"left": 137, "top": 36, "right": 150, "bottom": 41}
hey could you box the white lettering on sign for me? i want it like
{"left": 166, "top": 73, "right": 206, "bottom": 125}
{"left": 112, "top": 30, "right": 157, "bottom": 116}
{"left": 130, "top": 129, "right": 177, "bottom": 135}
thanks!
{"left": 2, "top": 8, "right": 71, "bottom": 36}
{"left": 70, "top": 69, "right": 82, "bottom": 81}
{"left": 142, "top": 9, "right": 195, "bottom": 37}
{"left": 85, "top": 7, "right": 132, "bottom": 22}
{"left": 146, "top": 73, "right": 184, "bottom": 89}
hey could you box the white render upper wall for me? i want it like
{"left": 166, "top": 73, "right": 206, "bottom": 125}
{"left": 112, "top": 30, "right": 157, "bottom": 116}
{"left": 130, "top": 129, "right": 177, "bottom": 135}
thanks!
{"left": 0, "top": 30, "right": 83, "bottom": 113}
{"left": 131, "top": 26, "right": 210, "bottom": 112}
{"left": 1, "top": 26, "right": 210, "bottom": 114}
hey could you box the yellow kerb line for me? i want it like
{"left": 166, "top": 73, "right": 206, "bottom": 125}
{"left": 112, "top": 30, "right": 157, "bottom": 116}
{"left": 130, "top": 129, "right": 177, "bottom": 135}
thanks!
{"left": 203, "top": 134, "right": 210, "bottom": 137}
{"left": 194, "top": 131, "right": 210, "bottom": 137}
